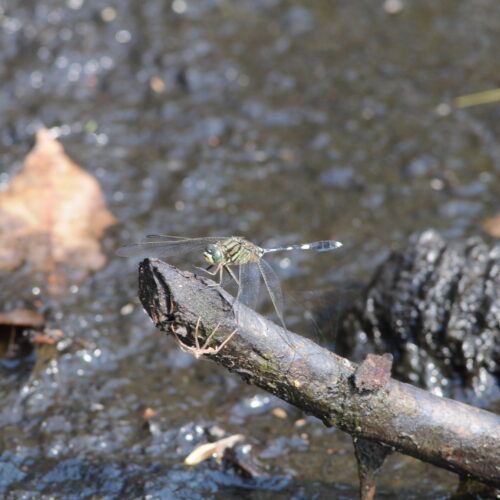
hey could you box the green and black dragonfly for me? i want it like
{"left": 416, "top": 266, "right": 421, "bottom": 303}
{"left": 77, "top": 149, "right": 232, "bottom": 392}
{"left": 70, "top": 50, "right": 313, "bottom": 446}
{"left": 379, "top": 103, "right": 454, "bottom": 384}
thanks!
{"left": 117, "top": 235, "right": 342, "bottom": 330}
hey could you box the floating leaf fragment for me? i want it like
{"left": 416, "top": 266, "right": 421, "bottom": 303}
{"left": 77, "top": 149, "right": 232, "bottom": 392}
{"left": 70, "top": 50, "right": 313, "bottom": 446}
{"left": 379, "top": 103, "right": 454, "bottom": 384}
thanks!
{"left": 149, "top": 76, "right": 165, "bottom": 93}
{"left": 184, "top": 434, "right": 244, "bottom": 466}
{"left": 294, "top": 418, "right": 307, "bottom": 428}
{"left": 271, "top": 407, "right": 287, "bottom": 419}
{"left": 143, "top": 408, "right": 157, "bottom": 419}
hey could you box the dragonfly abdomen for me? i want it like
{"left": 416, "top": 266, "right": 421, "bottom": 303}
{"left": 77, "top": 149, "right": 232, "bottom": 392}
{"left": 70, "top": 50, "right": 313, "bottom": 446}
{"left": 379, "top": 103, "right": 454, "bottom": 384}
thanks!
{"left": 263, "top": 240, "right": 342, "bottom": 253}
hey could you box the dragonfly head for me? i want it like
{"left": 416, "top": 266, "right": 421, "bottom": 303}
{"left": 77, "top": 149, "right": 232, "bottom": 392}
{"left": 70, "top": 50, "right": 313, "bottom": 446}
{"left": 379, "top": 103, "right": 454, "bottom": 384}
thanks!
{"left": 203, "top": 244, "right": 223, "bottom": 265}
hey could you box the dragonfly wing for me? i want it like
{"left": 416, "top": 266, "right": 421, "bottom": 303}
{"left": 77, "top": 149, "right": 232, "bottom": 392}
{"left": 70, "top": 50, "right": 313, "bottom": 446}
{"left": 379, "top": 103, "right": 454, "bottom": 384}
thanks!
{"left": 237, "top": 262, "right": 261, "bottom": 310}
{"left": 116, "top": 238, "right": 216, "bottom": 258}
{"left": 145, "top": 235, "right": 188, "bottom": 241}
{"left": 258, "top": 259, "right": 286, "bottom": 330}
{"left": 144, "top": 235, "right": 224, "bottom": 242}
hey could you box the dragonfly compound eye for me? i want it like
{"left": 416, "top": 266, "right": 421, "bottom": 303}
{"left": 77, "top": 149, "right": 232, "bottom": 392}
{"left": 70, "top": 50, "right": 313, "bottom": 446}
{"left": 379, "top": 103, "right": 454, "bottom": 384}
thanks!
{"left": 204, "top": 244, "right": 222, "bottom": 265}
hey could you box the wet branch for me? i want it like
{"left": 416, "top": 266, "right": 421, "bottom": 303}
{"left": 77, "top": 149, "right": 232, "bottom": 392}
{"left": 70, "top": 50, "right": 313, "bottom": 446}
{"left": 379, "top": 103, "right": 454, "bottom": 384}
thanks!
{"left": 138, "top": 258, "right": 500, "bottom": 488}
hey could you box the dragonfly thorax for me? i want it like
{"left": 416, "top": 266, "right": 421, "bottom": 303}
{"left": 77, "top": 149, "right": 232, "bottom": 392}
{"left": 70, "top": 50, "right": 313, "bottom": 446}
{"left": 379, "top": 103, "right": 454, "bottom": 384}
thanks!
{"left": 203, "top": 244, "right": 224, "bottom": 265}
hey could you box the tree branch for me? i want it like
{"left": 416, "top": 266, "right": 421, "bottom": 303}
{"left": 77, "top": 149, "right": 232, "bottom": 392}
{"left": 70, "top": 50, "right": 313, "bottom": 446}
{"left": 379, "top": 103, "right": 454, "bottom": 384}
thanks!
{"left": 138, "top": 258, "right": 500, "bottom": 488}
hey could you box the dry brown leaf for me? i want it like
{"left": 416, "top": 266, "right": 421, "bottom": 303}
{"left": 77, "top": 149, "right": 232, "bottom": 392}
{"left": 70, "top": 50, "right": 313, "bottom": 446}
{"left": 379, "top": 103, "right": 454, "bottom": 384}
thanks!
{"left": 483, "top": 215, "right": 500, "bottom": 238}
{"left": 0, "top": 129, "right": 116, "bottom": 284}
{"left": 184, "top": 434, "right": 245, "bottom": 466}
{"left": 0, "top": 308, "right": 44, "bottom": 328}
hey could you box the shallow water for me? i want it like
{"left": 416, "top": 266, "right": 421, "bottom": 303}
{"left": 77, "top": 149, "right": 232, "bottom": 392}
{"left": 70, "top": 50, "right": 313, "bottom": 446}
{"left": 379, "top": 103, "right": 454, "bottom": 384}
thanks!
{"left": 0, "top": 0, "right": 498, "bottom": 497}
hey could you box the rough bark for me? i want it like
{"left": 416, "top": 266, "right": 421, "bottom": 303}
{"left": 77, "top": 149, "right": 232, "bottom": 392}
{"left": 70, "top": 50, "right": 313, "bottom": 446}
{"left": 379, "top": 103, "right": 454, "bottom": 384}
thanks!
{"left": 138, "top": 258, "right": 500, "bottom": 488}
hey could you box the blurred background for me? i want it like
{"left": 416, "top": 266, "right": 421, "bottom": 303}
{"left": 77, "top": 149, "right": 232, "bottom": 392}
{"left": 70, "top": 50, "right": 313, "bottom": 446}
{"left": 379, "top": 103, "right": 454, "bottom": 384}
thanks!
{"left": 0, "top": 0, "right": 499, "bottom": 498}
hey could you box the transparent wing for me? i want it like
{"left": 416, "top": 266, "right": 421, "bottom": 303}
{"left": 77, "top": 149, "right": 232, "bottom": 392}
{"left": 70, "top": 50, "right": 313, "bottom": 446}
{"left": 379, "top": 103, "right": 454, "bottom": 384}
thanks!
{"left": 237, "top": 262, "right": 261, "bottom": 310}
{"left": 116, "top": 237, "right": 220, "bottom": 258}
{"left": 144, "top": 235, "right": 225, "bottom": 242}
{"left": 145, "top": 235, "right": 188, "bottom": 240}
{"left": 222, "top": 265, "right": 240, "bottom": 290}
{"left": 258, "top": 258, "right": 286, "bottom": 330}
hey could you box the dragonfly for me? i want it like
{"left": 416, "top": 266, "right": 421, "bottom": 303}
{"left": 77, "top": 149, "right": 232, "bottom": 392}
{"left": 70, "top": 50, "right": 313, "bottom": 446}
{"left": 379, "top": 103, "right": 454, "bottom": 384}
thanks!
{"left": 116, "top": 235, "right": 342, "bottom": 331}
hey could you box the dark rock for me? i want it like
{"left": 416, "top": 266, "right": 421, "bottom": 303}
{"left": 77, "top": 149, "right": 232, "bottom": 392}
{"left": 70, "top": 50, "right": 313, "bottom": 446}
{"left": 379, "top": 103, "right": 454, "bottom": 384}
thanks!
{"left": 337, "top": 230, "right": 500, "bottom": 405}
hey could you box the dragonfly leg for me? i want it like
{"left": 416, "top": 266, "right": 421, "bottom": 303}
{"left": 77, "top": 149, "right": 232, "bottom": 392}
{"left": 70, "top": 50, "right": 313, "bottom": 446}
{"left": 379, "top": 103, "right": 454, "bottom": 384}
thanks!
{"left": 209, "top": 264, "right": 228, "bottom": 287}
{"left": 194, "top": 265, "right": 218, "bottom": 276}
{"left": 173, "top": 317, "right": 237, "bottom": 359}
{"left": 193, "top": 316, "right": 202, "bottom": 351}
{"left": 195, "top": 264, "right": 225, "bottom": 287}
{"left": 209, "top": 325, "right": 237, "bottom": 354}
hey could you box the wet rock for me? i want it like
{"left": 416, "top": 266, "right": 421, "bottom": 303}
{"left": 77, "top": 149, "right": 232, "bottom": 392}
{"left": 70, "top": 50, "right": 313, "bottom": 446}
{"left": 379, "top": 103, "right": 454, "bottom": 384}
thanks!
{"left": 338, "top": 230, "right": 499, "bottom": 405}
